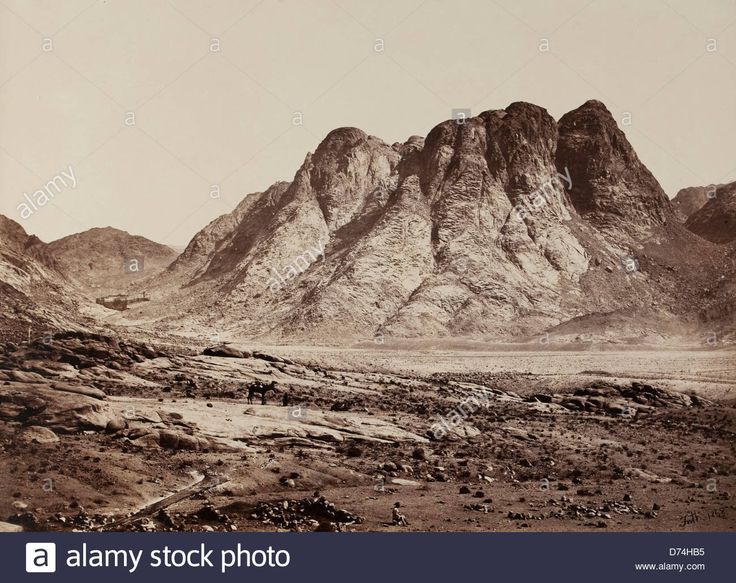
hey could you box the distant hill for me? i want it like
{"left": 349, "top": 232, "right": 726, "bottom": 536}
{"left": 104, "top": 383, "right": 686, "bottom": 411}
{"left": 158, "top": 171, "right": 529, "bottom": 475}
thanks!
{"left": 47, "top": 227, "right": 178, "bottom": 295}
{"left": 672, "top": 185, "right": 719, "bottom": 221}
{"left": 685, "top": 181, "right": 736, "bottom": 244}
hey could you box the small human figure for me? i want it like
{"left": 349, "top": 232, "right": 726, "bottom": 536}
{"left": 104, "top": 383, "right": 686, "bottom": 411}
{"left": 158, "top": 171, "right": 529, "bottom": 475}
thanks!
{"left": 391, "top": 502, "right": 408, "bottom": 526}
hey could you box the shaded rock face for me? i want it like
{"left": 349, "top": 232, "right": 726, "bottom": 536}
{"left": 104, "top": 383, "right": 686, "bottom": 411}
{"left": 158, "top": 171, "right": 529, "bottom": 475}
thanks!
{"left": 310, "top": 127, "right": 400, "bottom": 231}
{"left": 0, "top": 383, "right": 112, "bottom": 434}
{"left": 672, "top": 185, "right": 718, "bottom": 221}
{"left": 167, "top": 181, "right": 291, "bottom": 284}
{"left": 0, "top": 216, "right": 55, "bottom": 267}
{"left": 144, "top": 100, "right": 733, "bottom": 341}
{"left": 0, "top": 216, "right": 79, "bottom": 341}
{"left": 685, "top": 181, "right": 736, "bottom": 244}
{"left": 556, "top": 100, "right": 671, "bottom": 231}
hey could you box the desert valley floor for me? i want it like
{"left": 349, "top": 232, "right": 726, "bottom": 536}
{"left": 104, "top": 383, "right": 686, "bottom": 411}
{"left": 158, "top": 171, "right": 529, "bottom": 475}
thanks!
{"left": 1, "top": 332, "right": 734, "bottom": 532}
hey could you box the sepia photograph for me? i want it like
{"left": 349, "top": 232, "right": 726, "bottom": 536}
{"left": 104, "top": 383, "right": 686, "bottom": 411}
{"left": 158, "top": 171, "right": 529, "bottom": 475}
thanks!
{"left": 0, "top": 1, "right": 734, "bottom": 566}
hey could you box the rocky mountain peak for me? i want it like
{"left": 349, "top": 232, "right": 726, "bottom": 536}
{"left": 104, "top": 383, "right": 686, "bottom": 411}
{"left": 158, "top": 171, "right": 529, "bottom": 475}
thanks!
{"left": 483, "top": 102, "right": 559, "bottom": 194}
{"left": 0, "top": 215, "right": 32, "bottom": 251}
{"left": 308, "top": 127, "right": 400, "bottom": 232}
{"left": 556, "top": 100, "right": 671, "bottom": 230}
{"left": 313, "top": 127, "right": 368, "bottom": 153}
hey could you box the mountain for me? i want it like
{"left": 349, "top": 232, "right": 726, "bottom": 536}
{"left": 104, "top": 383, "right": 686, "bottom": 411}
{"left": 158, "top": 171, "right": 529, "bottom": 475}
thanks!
{"left": 0, "top": 216, "right": 80, "bottom": 341}
{"left": 128, "top": 100, "right": 735, "bottom": 343}
{"left": 685, "top": 181, "right": 736, "bottom": 244}
{"left": 672, "top": 185, "right": 718, "bottom": 221}
{"left": 47, "top": 227, "right": 178, "bottom": 295}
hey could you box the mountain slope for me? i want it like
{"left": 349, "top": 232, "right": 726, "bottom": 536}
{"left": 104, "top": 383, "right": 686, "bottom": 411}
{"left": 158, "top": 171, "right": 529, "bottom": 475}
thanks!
{"left": 0, "top": 216, "right": 80, "bottom": 341}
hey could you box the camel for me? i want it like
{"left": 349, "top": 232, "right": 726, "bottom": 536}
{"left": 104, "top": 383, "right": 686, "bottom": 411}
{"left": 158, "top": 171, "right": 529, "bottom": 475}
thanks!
{"left": 247, "top": 380, "right": 277, "bottom": 405}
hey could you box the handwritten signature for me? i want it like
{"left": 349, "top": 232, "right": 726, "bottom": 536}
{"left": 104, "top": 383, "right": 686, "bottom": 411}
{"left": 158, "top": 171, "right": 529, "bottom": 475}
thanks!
{"left": 679, "top": 507, "right": 727, "bottom": 528}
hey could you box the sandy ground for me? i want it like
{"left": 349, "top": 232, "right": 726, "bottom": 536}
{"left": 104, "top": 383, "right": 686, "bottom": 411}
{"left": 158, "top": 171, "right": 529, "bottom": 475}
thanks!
{"left": 241, "top": 344, "right": 736, "bottom": 399}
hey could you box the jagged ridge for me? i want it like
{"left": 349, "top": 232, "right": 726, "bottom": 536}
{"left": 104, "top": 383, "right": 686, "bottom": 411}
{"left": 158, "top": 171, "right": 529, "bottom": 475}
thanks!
{"left": 134, "top": 101, "right": 734, "bottom": 342}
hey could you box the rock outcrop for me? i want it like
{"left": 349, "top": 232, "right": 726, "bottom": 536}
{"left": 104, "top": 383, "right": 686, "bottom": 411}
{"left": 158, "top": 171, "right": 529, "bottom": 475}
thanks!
{"left": 0, "top": 216, "right": 79, "bottom": 342}
{"left": 556, "top": 100, "right": 671, "bottom": 231}
{"left": 672, "top": 185, "right": 718, "bottom": 221}
{"left": 685, "top": 181, "right": 736, "bottom": 244}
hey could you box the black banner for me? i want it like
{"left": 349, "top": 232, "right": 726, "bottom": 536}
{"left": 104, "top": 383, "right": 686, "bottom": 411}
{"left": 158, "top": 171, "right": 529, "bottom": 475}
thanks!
{"left": 6, "top": 532, "right": 733, "bottom": 582}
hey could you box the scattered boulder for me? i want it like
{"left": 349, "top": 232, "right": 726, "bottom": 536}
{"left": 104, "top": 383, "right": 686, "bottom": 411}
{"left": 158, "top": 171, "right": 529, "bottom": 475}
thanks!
{"left": 345, "top": 445, "right": 362, "bottom": 457}
{"left": 8, "top": 370, "right": 46, "bottom": 383}
{"left": 253, "top": 351, "right": 291, "bottom": 364}
{"left": 330, "top": 400, "right": 354, "bottom": 412}
{"left": 105, "top": 417, "right": 127, "bottom": 433}
{"left": 203, "top": 345, "right": 244, "bottom": 359}
{"left": 551, "top": 381, "right": 704, "bottom": 417}
{"left": 159, "top": 430, "right": 205, "bottom": 451}
{"left": 252, "top": 496, "right": 363, "bottom": 531}
{"left": 18, "top": 426, "right": 59, "bottom": 444}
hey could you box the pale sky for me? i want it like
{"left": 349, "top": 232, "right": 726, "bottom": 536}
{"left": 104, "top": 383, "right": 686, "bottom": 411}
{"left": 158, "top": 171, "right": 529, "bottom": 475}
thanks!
{"left": 1, "top": 0, "right": 735, "bottom": 246}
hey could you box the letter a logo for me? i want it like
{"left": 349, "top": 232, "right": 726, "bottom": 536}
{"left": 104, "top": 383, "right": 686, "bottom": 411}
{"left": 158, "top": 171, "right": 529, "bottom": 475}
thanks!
{"left": 26, "top": 543, "right": 56, "bottom": 573}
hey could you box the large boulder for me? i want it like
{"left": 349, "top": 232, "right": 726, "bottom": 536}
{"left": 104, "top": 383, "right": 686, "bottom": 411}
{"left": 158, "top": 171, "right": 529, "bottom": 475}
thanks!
{"left": 159, "top": 429, "right": 206, "bottom": 450}
{"left": 0, "top": 383, "right": 114, "bottom": 433}
{"left": 51, "top": 382, "right": 106, "bottom": 400}
{"left": 203, "top": 345, "right": 244, "bottom": 358}
{"left": 18, "top": 425, "right": 59, "bottom": 444}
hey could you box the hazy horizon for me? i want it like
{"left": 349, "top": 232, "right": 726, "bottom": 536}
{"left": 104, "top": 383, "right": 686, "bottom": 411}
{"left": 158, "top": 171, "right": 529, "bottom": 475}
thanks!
{"left": 1, "top": 0, "right": 735, "bottom": 246}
